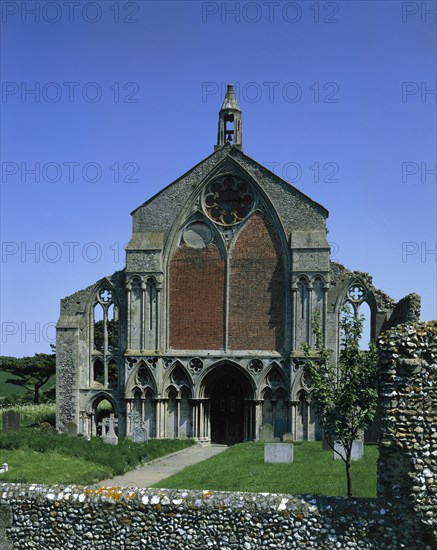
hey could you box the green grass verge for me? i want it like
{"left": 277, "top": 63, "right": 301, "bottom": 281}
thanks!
{"left": 0, "top": 449, "right": 112, "bottom": 484}
{"left": 0, "top": 405, "right": 195, "bottom": 484}
{"left": 0, "top": 403, "right": 56, "bottom": 426}
{"left": 153, "top": 441, "right": 378, "bottom": 498}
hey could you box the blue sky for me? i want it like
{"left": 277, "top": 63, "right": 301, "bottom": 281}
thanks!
{"left": 1, "top": 0, "right": 436, "bottom": 359}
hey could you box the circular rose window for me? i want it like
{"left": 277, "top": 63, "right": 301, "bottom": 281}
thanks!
{"left": 204, "top": 174, "right": 253, "bottom": 225}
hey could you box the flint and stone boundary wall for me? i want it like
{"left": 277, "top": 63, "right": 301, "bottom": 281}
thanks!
{"left": 0, "top": 321, "right": 435, "bottom": 549}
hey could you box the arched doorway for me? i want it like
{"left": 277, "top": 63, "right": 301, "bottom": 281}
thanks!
{"left": 202, "top": 364, "right": 254, "bottom": 445}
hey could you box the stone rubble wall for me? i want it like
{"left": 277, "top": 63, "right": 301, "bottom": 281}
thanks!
{"left": 377, "top": 320, "right": 437, "bottom": 546}
{"left": 385, "top": 293, "right": 421, "bottom": 329}
{"left": 0, "top": 485, "right": 410, "bottom": 550}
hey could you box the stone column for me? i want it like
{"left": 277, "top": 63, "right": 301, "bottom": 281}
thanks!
{"left": 126, "top": 282, "right": 132, "bottom": 349}
{"left": 255, "top": 400, "right": 263, "bottom": 440}
{"left": 289, "top": 401, "right": 298, "bottom": 440}
{"left": 155, "top": 283, "right": 162, "bottom": 350}
{"left": 141, "top": 281, "right": 147, "bottom": 350}
{"left": 291, "top": 284, "right": 298, "bottom": 351}
{"left": 126, "top": 398, "right": 133, "bottom": 436}
{"left": 177, "top": 396, "right": 181, "bottom": 438}
{"left": 307, "top": 284, "right": 313, "bottom": 346}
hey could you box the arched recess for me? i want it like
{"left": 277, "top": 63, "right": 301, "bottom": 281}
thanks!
{"left": 259, "top": 366, "right": 288, "bottom": 439}
{"left": 128, "top": 276, "right": 142, "bottom": 350}
{"left": 229, "top": 211, "right": 286, "bottom": 351}
{"left": 125, "top": 361, "right": 157, "bottom": 438}
{"left": 163, "top": 364, "right": 193, "bottom": 438}
{"left": 295, "top": 275, "right": 310, "bottom": 350}
{"left": 200, "top": 362, "right": 255, "bottom": 444}
{"left": 86, "top": 392, "right": 118, "bottom": 437}
{"left": 169, "top": 217, "right": 225, "bottom": 350}
{"left": 290, "top": 367, "right": 320, "bottom": 441}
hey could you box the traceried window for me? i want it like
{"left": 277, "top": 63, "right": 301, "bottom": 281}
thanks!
{"left": 90, "top": 287, "right": 119, "bottom": 388}
{"left": 343, "top": 283, "right": 372, "bottom": 350}
{"left": 204, "top": 174, "right": 254, "bottom": 225}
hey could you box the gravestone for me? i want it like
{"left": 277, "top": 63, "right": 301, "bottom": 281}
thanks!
{"left": 100, "top": 414, "right": 118, "bottom": 445}
{"left": 282, "top": 432, "right": 293, "bottom": 442}
{"left": 2, "top": 411, "right": 20, "bottom": 432}
{"left": 259, "top": 424, "right": 279, "bottom": 442}
{"left": 65, "top": 421, "right": 77, "bottom": 436}
{"left": 264, "top": 443, "right": 294, "bottom": 463}
{"left": 334, "top": 440, "right": 364, "bottom": 461}
{"left": 131, "top": 411, "right": 148, "bottom": 444}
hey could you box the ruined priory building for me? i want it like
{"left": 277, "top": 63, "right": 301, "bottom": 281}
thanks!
{"left": 56, "top": 85, "right": 420, "bottom": 443}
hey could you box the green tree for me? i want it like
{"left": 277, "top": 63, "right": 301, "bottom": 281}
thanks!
{"left": 302, "top": 306, "right": 378, "bottom": 497}
{"left": 0, "top": 352, "right": 56, "bottom": 404}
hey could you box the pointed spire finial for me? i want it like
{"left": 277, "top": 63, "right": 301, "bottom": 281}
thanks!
{"left": 215, "top": 84, "right": 243, "bottom": 152}
{"left": 220, "top": 84, "right": 241, "bottom": 112}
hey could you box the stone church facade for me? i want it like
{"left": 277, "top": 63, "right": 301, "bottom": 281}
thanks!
{"left": 56, "top": 85, "right": 420, "bottom": 443}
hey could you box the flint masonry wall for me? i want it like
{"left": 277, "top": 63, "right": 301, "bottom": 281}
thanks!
{"left": 1, "top": 321, "right": 435, "bottom": 549}
{"left": 0, "top": 486, "right": 409, "bottom": 550}
{"left": 377, "top": 320, "right": 437, "bottom": 547}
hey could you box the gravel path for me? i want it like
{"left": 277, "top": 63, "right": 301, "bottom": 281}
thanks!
{"left": 98, "top": 443, "right": 227, "bottom": 488}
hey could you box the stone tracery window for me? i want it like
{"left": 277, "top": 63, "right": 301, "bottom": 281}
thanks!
{"left": 90, "top": 286, "right": 119, "bottom": 388}
{"left": 343, "top": 283, "right": 372, "bottom": 350}
{"left": 204, "top": 174, "right": 254, "bottom": 225}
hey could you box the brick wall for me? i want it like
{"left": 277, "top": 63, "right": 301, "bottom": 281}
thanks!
{"left": 229, "top": 212, "right": 285, "bottom": 351}
{"left": 170, "top": 243, "right": 225, "bottom": 349}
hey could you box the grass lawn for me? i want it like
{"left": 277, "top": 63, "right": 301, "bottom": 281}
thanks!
{"left": 0, "top": 405, "right": 195, "bottom": 484}
{"left": 0, "top": 449, "right": 112, "bottom": 484}
{"left": 153, "top": 441, "right": 378, "bottom": 498}
{"left": 0, "top": 432, "right": 195, "bottom": 485}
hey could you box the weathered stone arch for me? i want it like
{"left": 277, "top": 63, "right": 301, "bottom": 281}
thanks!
{"left": 162, "top": 361, "right": 193, "bottom": 396}
{"left": 197, "top": 360, "right": 256, "bottom": 399}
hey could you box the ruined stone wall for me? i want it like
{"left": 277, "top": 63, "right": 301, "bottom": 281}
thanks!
{"left": 377, "top": 320, "right": 436, "bottom": 546}
{"left": 385, "top": 293, "right": 421, "bottom": 329}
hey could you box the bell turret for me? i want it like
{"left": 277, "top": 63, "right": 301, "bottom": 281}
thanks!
{"left": 214, "top": 84, "right": 242, "bottom": 151}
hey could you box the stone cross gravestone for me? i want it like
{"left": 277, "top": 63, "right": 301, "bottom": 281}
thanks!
{"left": 334, "top": 440, "right": 364, "bottom": 461}
{"left": 100, "top": 414, "right": 118, "bottom": 445}
{"left": 2, "top": 411, "right": 20, "bottom": 432}
{"left": 264, "top": 443, "right": 294, "bottom": 463}
{"left": 130, "top": 410, "right": 148, "bottom": 444}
